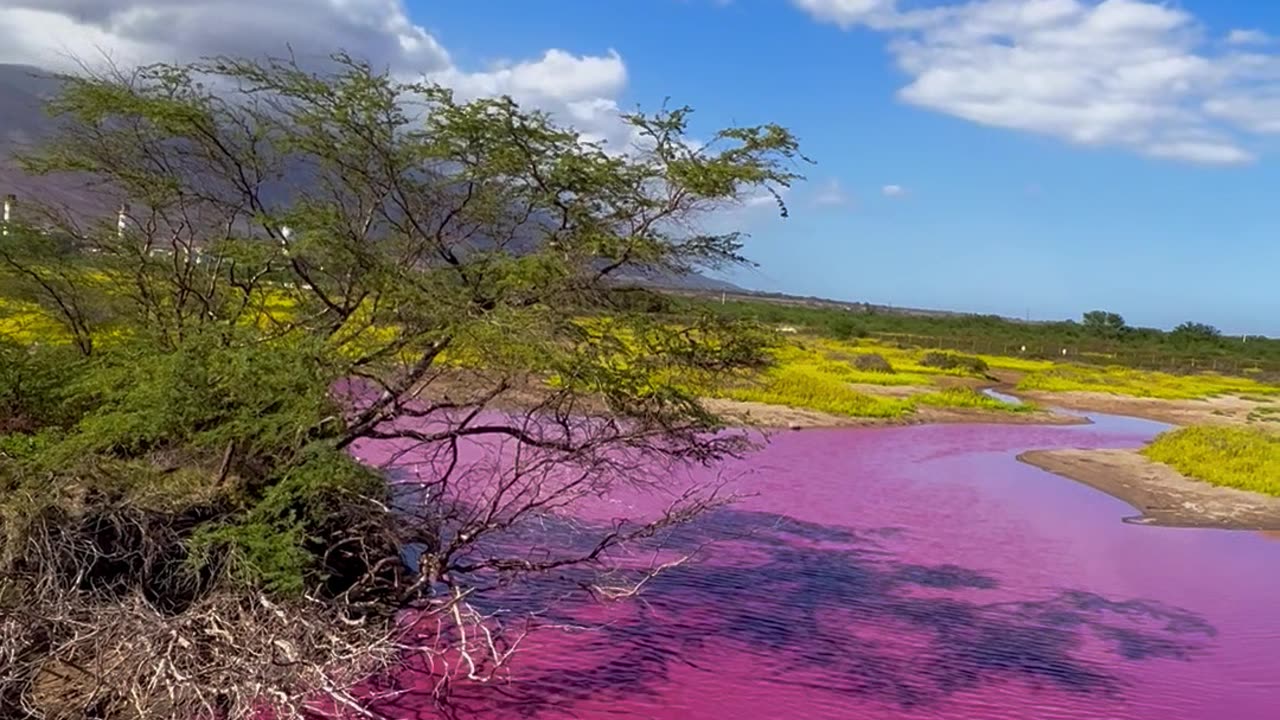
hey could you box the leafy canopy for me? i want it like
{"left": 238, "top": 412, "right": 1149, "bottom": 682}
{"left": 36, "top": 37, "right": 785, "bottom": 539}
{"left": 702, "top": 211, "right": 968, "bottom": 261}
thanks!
{"left": 0, "top": 52, "right": 804, "bottom": 624}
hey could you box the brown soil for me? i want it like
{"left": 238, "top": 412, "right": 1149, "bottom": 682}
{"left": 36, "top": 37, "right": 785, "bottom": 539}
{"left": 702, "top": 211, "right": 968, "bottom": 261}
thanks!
{"left": 846, "top": 383, "right": 923, "bottom": 398}
{"left": 1013, "top": 389, "right": 1266, "bottom": 428}
{"left": 1019, "top": 448, "right": 1280, "bottom": 530}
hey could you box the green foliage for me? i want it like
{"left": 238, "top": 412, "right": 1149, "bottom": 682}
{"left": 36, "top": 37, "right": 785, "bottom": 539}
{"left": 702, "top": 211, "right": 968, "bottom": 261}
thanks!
{"left": 672, "top": 296, "right": 1280, "bottom": 376}
{"left": 0, "top": 52, "right": 806, "bottom": 616}
{"left": 1016, "top": 364, "right": 1280, "bottom": 400}
{"left": 1171, "top": 321, "right": 1222, "bottom": 348}
{"left": 0, "top": 51, "right": 817, "bottom": 720}
{"left": 914, "top": 387, "right": 1032, "bottom": 413}
{"left": 1082, "top": 310, "right": 1128, "bottom": 339}
{"left": 714, "top": 364, "right": 912, "bottom": 418}
{"left": 192, "top": 448, "right": 385, "bottom": 596}
{"left": 851, "top": 353, "right": 894, "bottom": 373}
{"left": 1144, "top": 427, "right": 1280, "bottom": 497}
{"left": 826, "top": 314, "right": 864, "bottom": 340}
{"left": 0, "top": 338, "right": 83, "bottom": 433}
{"left": 919, "top": 351, "right": 990, "bottom": 375}
{"left": 0, "top": 295, "right": 73, "bottom": 345}
{"left": 30, "top": 329, "right": 340, "bottom": 472}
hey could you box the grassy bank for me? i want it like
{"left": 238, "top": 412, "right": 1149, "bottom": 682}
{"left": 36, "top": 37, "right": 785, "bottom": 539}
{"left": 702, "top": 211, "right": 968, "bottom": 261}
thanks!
{"left": 703, "top": 337, "right": 1031, "bottom": 419}
{"left": 1016, "top": 364, "right": 1280, "bottom": 400}
{"left": 1143, "top": 427, "right": 1280, "bottom": 497}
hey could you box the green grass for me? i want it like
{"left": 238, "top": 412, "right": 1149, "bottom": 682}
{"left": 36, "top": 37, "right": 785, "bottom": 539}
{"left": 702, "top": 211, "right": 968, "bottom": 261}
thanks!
{"left": 0, "top": 297, "right": 71, "bottom": 344}
{"left": 914, "top": 387, "right": 1034, "bottom": 413}
{"left": 978, "top": 353, "right": 1058, "bottom": 373}
{"left": 817, "top": 339, "right": 990, "bottom": 379}
{"left": 1240, "top": 393, "right": 1277, "bottom": 403}
{"left": 771, "top": 343, "right": 935, "bottom": 387}
{"left": 712, "top": 364, "right": 913, "bottom": 418}
{"left": 707, "top": 340, "right": 1030, "bottom": 419}
{"left": 1016, "top": 364, "right": 1280, "bottom": 400}
{"left": 1143, "top": 426, "right": 1280, "bottom": 496}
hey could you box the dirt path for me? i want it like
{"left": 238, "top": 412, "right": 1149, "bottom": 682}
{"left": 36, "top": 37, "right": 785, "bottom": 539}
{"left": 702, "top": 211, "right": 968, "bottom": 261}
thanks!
{"left": 1020, "top": 449, "right": 1280, "bottom": 530}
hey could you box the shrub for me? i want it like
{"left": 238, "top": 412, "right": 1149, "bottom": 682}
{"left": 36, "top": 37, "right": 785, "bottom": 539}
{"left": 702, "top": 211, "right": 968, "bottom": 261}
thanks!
{"left": 920, "top": 351, "right": 989, "bottom": 375}
{"left": 0, "top": 339, "right": 83, "bottom": 433}
{"left": 912, "top": 387, "right": 1031, "bottom": 413}
{"left": 852, "top": 353, "right": 894, "bottom": 373}
{"left": 827, "top": 314, "right": 865, "bottom": 340}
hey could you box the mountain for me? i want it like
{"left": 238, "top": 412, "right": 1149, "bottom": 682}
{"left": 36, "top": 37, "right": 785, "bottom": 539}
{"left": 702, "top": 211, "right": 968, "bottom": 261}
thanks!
{"left": 0, "top": 63, "right": 741, "bottom": 292}
{"left": 0, "top": 64, "right": 124, "bottom": 219}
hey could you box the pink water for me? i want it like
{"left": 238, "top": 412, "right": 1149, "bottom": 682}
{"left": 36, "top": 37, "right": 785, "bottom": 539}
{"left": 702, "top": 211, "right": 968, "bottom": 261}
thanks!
{"left": 356, "top": 411, "right": 1280, "bottom": 719}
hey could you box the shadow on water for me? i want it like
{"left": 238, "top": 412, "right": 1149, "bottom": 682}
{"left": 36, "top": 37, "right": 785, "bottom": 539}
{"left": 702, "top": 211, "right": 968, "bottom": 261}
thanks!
{"left": 368, "top": 509, "right": 1216, "bottom": 719}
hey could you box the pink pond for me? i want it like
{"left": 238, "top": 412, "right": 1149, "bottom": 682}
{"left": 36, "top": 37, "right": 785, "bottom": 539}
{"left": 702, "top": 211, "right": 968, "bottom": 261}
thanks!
{"left": 353, "top": 411, "right": 1280, "bottom": 719}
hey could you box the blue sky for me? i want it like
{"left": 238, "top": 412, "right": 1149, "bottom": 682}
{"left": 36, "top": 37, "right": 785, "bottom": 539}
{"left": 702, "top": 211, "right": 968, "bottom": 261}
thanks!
{"left": 417, "top": 0, "right": 1280, "bottom": 334}
{"left": 4, "top": 1, "right": 1280, "bottom": 333}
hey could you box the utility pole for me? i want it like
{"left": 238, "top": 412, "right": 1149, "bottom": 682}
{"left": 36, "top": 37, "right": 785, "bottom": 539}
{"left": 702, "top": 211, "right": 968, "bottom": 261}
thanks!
{"left": 2, "top": 194, "right": 14, "bottom": 236}
{"left": 117, "top": 202, "right": 130, "bottom": 239}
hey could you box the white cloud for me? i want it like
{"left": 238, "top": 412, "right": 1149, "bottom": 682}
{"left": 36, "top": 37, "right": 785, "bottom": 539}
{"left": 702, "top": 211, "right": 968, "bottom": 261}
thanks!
{"left": 811, "top": 178, "right": 851, "bottom": 206}
{"left": 794, "top": 0, "right": 1280, "bottom": 165}
{"left": 0, "top": 1, "right": 633, "bottom": 149}
{"left": 1143, "top": 140, "right": 1253, "bottom": 165}
{"left": 1204, "top": 94, "right": 1280, "bottom": 134}
{"left": 431, "top": 49, "right": 626, "bottom": 104}
{"left": 791, "top": 0, "right": 898, "bottom": 28}
{"left": 1227, "top": 29, "right": 1270, "bottom": 46}
{"left": 881, "top": 184, "right": 905, "bottom": 197}
{"left": 426, "top": 49, "right": 633, "bottom": 147}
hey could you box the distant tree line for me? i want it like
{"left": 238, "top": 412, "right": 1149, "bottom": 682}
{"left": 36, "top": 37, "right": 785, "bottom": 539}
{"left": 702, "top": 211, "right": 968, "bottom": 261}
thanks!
{"left": 664, "top": 298, "right": 1276, "bottom": 371}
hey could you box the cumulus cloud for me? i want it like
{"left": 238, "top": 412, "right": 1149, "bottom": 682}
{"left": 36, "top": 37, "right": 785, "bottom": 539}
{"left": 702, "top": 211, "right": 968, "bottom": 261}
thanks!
{"left": 793, "top": 0, "right": 1280, "bottom": 165}
{"left": 426, "top": 49, "right": 633, "bottom": 147}
{"left": 881, "top": 184, "right": 905, "bottom": 197}
{"left": 0, "top": 1, "right": 634, "bottom": 149}
{"left": 811, "top": 178, "right": 851, "bottom": 207}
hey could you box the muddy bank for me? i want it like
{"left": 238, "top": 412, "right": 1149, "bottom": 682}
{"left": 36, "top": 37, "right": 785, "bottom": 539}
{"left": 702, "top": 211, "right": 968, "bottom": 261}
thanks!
{"left": 1011, "top": 389, "right": 1270, "bottom": 428}
{"left": 1020, "top": 448, "right": 1280, "bottom": 531}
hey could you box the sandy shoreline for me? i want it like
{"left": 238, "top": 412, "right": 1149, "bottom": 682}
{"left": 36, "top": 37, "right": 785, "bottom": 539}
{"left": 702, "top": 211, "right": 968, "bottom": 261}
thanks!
{"left": 1019, "top": 448, "right": 1280, "bottom": 530}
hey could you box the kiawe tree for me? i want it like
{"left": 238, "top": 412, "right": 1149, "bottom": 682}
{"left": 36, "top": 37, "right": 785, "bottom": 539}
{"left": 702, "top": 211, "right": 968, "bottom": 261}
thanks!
{"left": 1170, "top": 321, "right": 1223, "bottom": 347}
{"left": 1081, "top": 310, "right": 1128, "bottom": 339}
{"left": 0, "top": 55, "right": 804, "bottom": 719}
